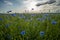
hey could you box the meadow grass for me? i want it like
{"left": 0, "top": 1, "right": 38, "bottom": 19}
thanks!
{"left": 0, "top": 13, "right": 60, "bottom": 40}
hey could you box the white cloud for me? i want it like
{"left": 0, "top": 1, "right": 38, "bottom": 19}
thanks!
{"left": 22, "top": 0, "right": 50, "bottom": 12}
{"left": 56, "top": 0, "right": 60, "bottom": 6}
{"left": 4, "top": 1, "right": 13, "bottom": 6}
{"left": 2, "top": 0, "right": 59, "bottom": 13}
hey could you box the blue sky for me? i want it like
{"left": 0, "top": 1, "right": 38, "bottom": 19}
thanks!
{"left": 0, "top": 0, "right": 24, "bottom": 13}
{"left": 0, "top": 0, "right": 60, "bottom": 13}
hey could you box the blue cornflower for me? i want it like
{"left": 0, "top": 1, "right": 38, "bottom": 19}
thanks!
{"left": 51, "top": 20, "right": 57, "bottom": 25}
{"left": 40, "top": 31, "right": 45, "bottom": 37}
{"left": 42, "top": 14, "right": 48, "bottom": 19}
{"left": 37, "top": 18, "right": 42, "bottom": 21}
{"left": 0, "top": 18, "right": 2, "bottom": 20}
{"left": 20, "top": 31, "right": 25, "bottom": 35}
{"left": 31, "top": 14, "right": 35, "bottom": 17}
{"left": 44, "top": 14, "right": 48, "bottom": 16}
{"left": 11, "top": 14, "right": 16, "bottom": 16}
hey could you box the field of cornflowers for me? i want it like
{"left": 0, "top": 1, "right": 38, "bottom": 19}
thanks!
{"left": 0, "top": 13, "right": 60, "bottom": 40}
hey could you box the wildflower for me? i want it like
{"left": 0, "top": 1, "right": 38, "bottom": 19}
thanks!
{"left": 51, "top": 20, "right": 57, "bottom": 25}
{"left": 37, "top": 18, "right": 42, "bottom": 21}
{"left": 31, "top": 14, "right": 35, "bottom": 17}
{"left": 42, "top": 14, "right": 48, "bottom": 19}
{"left": 44, "top": 14, "right": 48, "bottom": 16}
{"left": 0, "top": 18, "right": 2, "bottom": 20}
{"left": 20, "top": 31, "right": 25, "bottom": 35}
{"left": 40, "top": 31, "right": 45, "bottom": 37}
{"left": 11, "top": 14, "right": 16, "bottom": 16}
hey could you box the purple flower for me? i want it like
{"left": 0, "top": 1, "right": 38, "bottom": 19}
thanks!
{"left": 40, "top": 31, "right": 45, "bottom": 37}
{"left": 20, "top": 31, "right": 25, "bottom": 35}
{"left": 51, "top": 20, "right": 57, "bottom": 25}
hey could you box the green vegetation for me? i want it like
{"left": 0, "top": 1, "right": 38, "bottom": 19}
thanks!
{"left": 0, "top": 13, "right": 60, "bottom": 40}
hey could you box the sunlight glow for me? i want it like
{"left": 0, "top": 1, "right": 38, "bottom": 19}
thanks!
{"left": 27, "top": 1, "right": 37, "bottom": 11}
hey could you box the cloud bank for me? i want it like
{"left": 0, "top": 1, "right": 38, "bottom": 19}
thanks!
{"left": 4, "top": 1, "right": 13, "bottom": 6}
{"left": 0, "top": 0, "right": 60, "bottom": 13}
